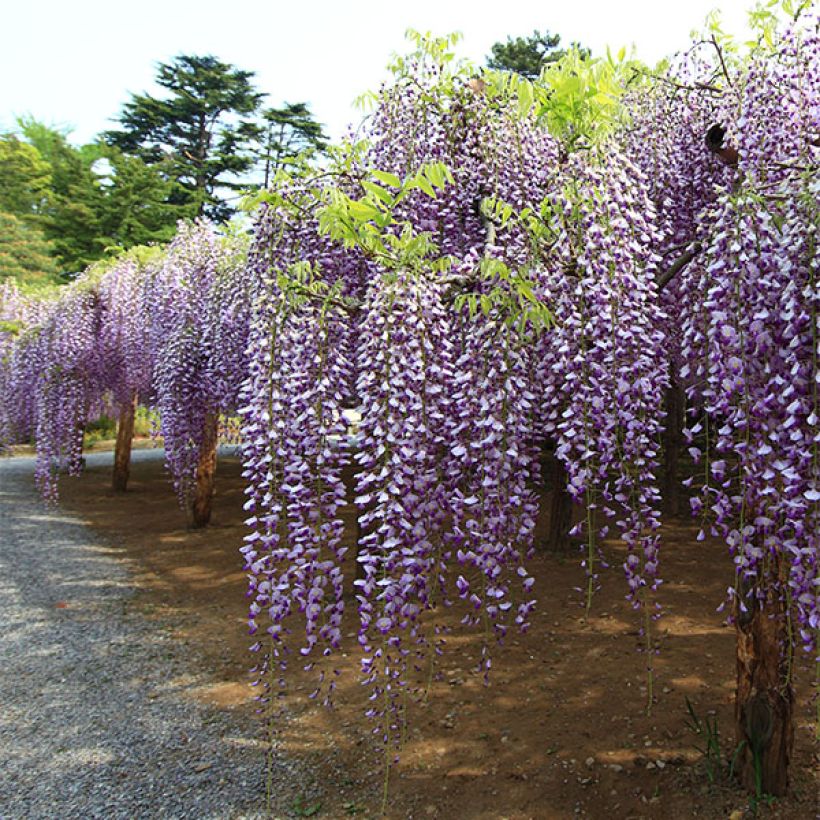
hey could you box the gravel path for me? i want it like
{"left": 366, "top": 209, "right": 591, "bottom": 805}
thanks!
{"left": 0, "top": 452, "right": 295, "bottom": 819}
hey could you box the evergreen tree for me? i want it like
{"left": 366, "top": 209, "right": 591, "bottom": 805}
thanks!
{"left": 18, "top": 119, "right": 102, "bottom": 272}
{"left": 0, "top": 135, "right": 52, "bottom": 218}
{"left": 0, "top": 211, "right": 62, "bottom": 289}
{"left": 252, "top": 103, "right": 328, "bottom": 188}
{"left": 487, "top": 30, "right": 588, "bottom": 79}
{"left": 91, "top": 146, "right": 181, "bottom": 254}
{"left": 106, "top": 54, "right": 264, "bottom": 221}
{"left": 18, "top": 120, "right": 182, "bottom": 272}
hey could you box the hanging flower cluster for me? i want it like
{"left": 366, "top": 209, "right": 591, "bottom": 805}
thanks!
{"left": 1, "top": 15, "right": 814, "bottom": 790}
{"left": 240, "top": 31, "right": 672, "bottom": 745}
{"left": 238, "top": 39, "right": 555, "bottom": 753}
{"left": 0, "top": 220, "right": 249, "bottom": 506}
{"left": 13, "top": 283, "right": 102, "bottom": 498}
{"left": 672, "top": 17, "right": 819, "bottom": 656}
{"left": 446, "top": 310, "right": 539, "bottom": 644}
{"left": 622, "top": 50, "right": 734, "bottom": 368}
{"left": 531, "top": 152, "right": 668, "bottom": 622}
{"left": 0, "top": 281, "right": 41, "bottom": 451}
{"left": 96, "top": 257, "right": 157, "bottom": 409}
{"left": 241, "top": 272, "right": 352, "bottom": 703}
{"left": 147, "top": 221, "right": 249, "bottom": 505}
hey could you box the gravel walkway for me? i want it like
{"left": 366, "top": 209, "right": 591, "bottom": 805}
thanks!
{"left": 0, "top": 452, "right": 296, "bottom": 819}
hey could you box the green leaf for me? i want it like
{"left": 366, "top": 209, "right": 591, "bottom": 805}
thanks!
{"left": 517, "top": 78, "right": 534, "bottom": 118}
{"left": 518, "top": 282, "right": 536, "bottom": 304}
{"left": 415, "top": 174, "right": 437, "bottom": 199}
{"left": 425, "top": 162, "right": 444, "bottom": 189}
{"left": 361, "top": 180, "right": 393, "bottom": 206}
{"left": 372, "top": 169, "right": 402, "bottom": 188}
{"left": 348, "top": 199, "right": 382, "bottom": 222}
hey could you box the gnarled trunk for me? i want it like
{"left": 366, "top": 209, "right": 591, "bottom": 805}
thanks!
{"left": 662, "top": 382, "right": 684, "bottom": 515}
{"left": 547, "top": 451, "right": 574, "bottom": 552}
{"left": 188, "top": 412, "right": 219, "bottom": 528}
{"left": 734, "top": 572, "right": 794, "bottom": 797}
{"left": 112, "top": 393, "right": 137, "bottom": 492}
{"left": 355, "top": 513, "right": 368, "bottom": 583}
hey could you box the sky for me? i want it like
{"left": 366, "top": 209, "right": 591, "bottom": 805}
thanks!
{"left": 1, "top": 0, "right": 755, "bottom": 146}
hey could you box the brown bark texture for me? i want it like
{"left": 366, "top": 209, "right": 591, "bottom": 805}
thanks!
{"left": 112, "top": 394, "right": 137, "bottom": 492}
{"left": 355, "top": 514, "right": 368, "bottom": 583}
{"left": 734, "top": 575, "right": 794, "bottom": 797}
{"left": 547, "top": 451, "right": 574, "bottom": 552}
{"left": 662, "top": 383, "right": 685, "bottom": 516}
{"left": 189, "top": 412, "right": 219, "bottom": 528}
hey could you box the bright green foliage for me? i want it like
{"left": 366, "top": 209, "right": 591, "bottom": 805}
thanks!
{"left": 389, "top": 30, "right": 468, "bottom": 78}
{"left": 0, "top": 135, "right": 51, "bottom": 217}
{"left": 535, "top": 47, "right": 628, "bottom": 148}
{"left": 484, "top": 46, "right": 632, "bottom": 153}
{"left": 17, "top": 120, "right": 181, "bottom": 272}
{"left": 317, "top": 161, "right": 456, "bottom": 265}
{"left": 0, "top": 211, "right": 62, "bottom": 290}
{"left": 90, "top": 146, "right": 181, "bottom": 255}
{"left": 486, "top": 29, "right": 588, "bottom": 79}
{"left": 83, "top": 243, "right": 167, "bottom": 283}
{"left": 19, "top": 119, "right": 109, "bottom": 271}
{"left": 455, "top": 253, "right": 554, "bottom": 339}
{"left": 105, "top": 54, "right": 264, "bottom": 221}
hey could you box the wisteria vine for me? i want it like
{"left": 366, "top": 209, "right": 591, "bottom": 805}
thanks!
{"left": 0, "top": 8, "right": 816, "bottom": 802}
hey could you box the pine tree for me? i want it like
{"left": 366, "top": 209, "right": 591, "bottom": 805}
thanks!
{"left": 106, "top": 54, "right": 264, "bottom": 221}
{"left": 487, "top": 30, "right": 588, "bottom": 79}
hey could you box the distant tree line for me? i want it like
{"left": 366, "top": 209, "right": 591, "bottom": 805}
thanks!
{"left": 0, "top": 32, "right": 583, "bottom": 288}
{"left": 0, "top": 54, "right": 327, "bottom": 285}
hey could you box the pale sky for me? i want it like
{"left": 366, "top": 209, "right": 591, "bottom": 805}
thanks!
{"left": 1, "top": 0, "right": 754, "bottom": 145}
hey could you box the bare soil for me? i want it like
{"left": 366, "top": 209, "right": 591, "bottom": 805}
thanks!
{"left": 56, "top": 449, "right": 817, "bottom": 819}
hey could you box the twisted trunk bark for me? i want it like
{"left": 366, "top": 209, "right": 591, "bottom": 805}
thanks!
{"left": 734, "top": 571, "right": 794, "bottom": 797}
{"left": 547, "top": 450, "right": 574, "bottom": 552}
{"left": 112, "top": 393, "right": 137, "bottom": 492}
{"left": 188, "top": 412, "right": 219, "bottom": 528}
{"left": 662, "top": 382, "right": 684, "bottom": 516}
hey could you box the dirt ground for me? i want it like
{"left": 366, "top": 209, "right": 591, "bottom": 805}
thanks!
{"left": 54, "top": 445, "right": 817, "bottom": 819}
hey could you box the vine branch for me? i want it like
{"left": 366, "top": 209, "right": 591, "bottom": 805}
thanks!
{"left": 657, "top": 244, "right": 702, "bottom": 291}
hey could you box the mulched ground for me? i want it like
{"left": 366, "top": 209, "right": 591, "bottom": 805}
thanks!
{"left": 55, "top": 446, "right": 818, "bottom": 819}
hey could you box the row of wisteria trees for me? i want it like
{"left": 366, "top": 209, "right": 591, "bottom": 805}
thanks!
{"left": 0, "top": 6, "right": 816, "bottom": 801}
{"left": 0, "top": 225, "right": 248, "bottom": 524}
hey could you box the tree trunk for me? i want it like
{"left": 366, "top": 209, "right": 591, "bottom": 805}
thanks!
{"left": 547, "top": 451, "right": 574, "bottom": 552}
{"left": 355, "top": 514, "right": 368, "bottom": 583}
{"left": 662, "top": 382, "right": 684, "bottom": 516}
{"left": 188, "top": 412, "right": 219, "bottom": 528}
{"left": 112, "top": 393, "right": 137, "bottom": 492}
{"left": 734, "top": 573, "right": 794, "bottom": 797}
